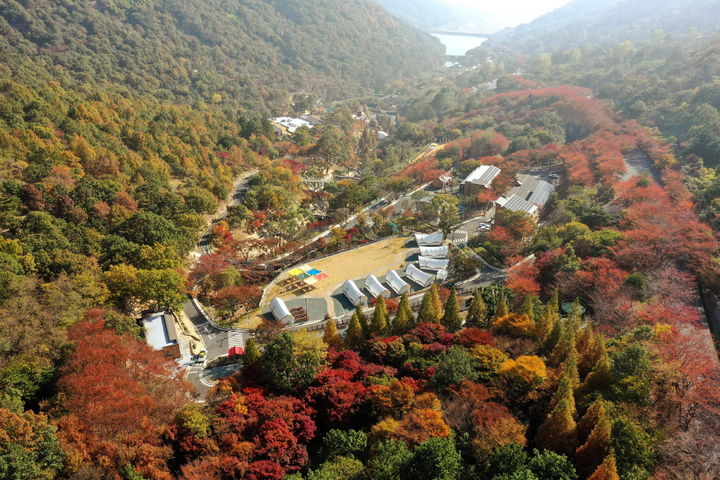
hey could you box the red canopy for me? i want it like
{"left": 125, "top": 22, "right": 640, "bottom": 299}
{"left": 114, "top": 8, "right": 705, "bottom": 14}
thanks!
{"left": 228, "top": 346, "right": 244, "bottom": 356}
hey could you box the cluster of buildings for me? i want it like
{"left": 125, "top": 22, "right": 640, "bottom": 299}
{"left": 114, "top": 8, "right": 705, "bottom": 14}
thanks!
{"left": 269, "top": 116, "right": 320, "bottom": 136}
{"left": 461, "top": 165, "right": 555, "bottom": 219}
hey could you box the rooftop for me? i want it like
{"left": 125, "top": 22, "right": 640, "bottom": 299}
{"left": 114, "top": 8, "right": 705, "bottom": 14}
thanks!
{"left": 463, "top": 165, "right": 501, "bottom": 188}
{"left": 497, "top": 194, "right": 538, "bottom": 216}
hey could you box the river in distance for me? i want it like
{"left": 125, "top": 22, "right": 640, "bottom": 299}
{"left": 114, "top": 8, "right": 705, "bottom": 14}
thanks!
{"left": 431, "top": 33, "right": 487, "bottom": 56}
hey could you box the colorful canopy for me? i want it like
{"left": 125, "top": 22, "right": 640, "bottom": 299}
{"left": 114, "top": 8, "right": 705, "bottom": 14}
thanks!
{"left": 289, "top": 268, "right": 304, "bottom": 276}
{"left": 315, "top": 273, "right": 329, "bottom": 280}
{"left": 297, "top": 273, "right": 310, "bottom": 280}
{"left": 299, "top": 264, "right": 313, "bottom": 272}
{"left": 308, "top": 268, "right": 322, "bottom": 275}
{"left": 304, "top": 277, "right": 318, "bottom": 285}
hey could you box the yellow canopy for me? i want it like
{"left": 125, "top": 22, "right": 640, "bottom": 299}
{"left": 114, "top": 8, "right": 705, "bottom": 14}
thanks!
{"left": 289, "top": 268, "right": 304, "bottom": 276}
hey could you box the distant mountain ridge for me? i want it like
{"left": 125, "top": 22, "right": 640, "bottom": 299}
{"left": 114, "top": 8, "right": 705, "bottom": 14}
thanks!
{"left": 0, "top": 0, "right": 444, "bottom": 110}
{"left": 491, "top": 0, "right": 720, "bottom": 52}
{"left": 374, "top": 0, "right": 498, "bottom": 33}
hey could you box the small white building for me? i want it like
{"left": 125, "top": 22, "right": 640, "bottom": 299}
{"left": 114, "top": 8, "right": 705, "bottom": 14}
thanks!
{"left": 436, "top": 269, "right": 448, "bottom": 282}
{"left": 343, "top": 279, "right": 368, "bottom": 307}
{"left": 419, "top": 245, "right": 449, "bottom": 258}
{"left": 142, "top": 311, "right": 181, "bottom": 359}
{"left": 270, "top": 297, "right": 295, "bottom": 324}
{"left": 269, "top": 116, "right": 313, "bottom": 133}
{"left": 377, "top": 130, "right": 389, "bottom": 140}
{"left": 386, "top": 269, "right": 411, "bottom": 295}
{"left": 405, "top": 264, "right": 435, "bottom": 288}
{"left": 419, "top": 256, "right": 450, "bottom": 271}
{"left": 365, "top": 274, "right": 391, "bottom": 299}
{"left": 415, "top": 231, "right": 444, "bottom": 246}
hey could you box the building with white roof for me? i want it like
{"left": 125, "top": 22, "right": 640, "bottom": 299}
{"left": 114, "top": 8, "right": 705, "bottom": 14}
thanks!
{"left": 419, "top": 245, "right": 449, "bottom": 258}
{"left": 343, "top": 279, "right": 368, "bottom": 307}
{"left": 461, "top": 165, "right": 501, "bottom": 196}
{"left": 142, "top": 311, "right": 181, "bottom": 359}
{"left": 365, "top": 274, "right": 391, "bottom": 299}
{"left": 270, "top": 297, "right": 295, "bottom": 324}
{"left": 415, "top": 231, "right": 444, "bottom": 246}
{"left": 386, "top": 269, "right": 411, "bottom": 295}
{"left": 270, "top": 116, "right": 314, "bottom": 134}
{"left": 418, "top": 256, "right": 450, "bottom": 271}
{"left": 405, "top": 264, "right": 435, "bottom": 287}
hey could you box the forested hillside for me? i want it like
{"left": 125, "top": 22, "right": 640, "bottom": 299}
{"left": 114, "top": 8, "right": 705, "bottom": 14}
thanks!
{"left": 0, "top": 0, "right": 443, "bottom": 108}
{"left": 490, "top": 0, "right": 720, "bottom": 52}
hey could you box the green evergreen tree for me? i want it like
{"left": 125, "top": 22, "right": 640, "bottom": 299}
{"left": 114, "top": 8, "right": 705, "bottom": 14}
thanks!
{"left": 355, "top": 305, "right": 369, "bottom": 338}
{"left": 441, "top": 287, "right": 462, "bottom": 332}
{"left": 494, "top": 291, "right": 509, "bottom": 318}
{"left": 392, "top": 293, "right": 415, "bottom": 335}
{"left": 466, "top": 289, "right": 488, "bottom": 327}
{"left": 579, "top": 337, "right": 613, "bottom": 397}
{"left": 243, "top": 337, "right": 261, "bottom": 365}
{"left": 417, "top": 291, "right": 437, "bottom": 324}
{"left": 345, "top": 313, "right": 365, "bottom": 350}
{"left": 370, "top": 295, "right": 389, "bottom": 336}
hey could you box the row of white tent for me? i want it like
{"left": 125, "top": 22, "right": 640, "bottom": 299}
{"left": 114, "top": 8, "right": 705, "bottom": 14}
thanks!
{"left": 343, "top": 261, "right": 449, "bottom": 307}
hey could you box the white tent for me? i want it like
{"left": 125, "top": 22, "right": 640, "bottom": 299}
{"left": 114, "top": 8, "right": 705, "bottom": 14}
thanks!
{"left": 343, "top": 279, "right": 368, "bottom": 307}
{"left": 436, "top": 269, "right": 448, "bottom": 282}
{"left": 415, "top": 231, "right": 444, "bottom": 246}
{"left": 419, "top": 256, "right": 450, "bottom": 271}
{"left": 270, "top": 297, "right": 294, "bottom": 324}
{"left": 386, "top": 269, "right": 411, "bottom": 295}
{"left": 365, "top": 274, "right": 391, "bottom": 299}
{"left": 419, "top": 245, "right": 449, "bottom": 258}
{"left": 405, "top": 264, "right": 435, "bottom": 288}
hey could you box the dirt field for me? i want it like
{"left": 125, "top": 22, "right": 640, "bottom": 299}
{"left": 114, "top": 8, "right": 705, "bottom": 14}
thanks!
{"left": 264, "top": 236, "right": 414, "bottom": 312}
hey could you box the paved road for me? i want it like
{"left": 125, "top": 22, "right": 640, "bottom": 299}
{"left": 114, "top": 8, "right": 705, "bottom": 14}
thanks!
{"left": 198, "top": 170, "right": 257, "bottom": 255}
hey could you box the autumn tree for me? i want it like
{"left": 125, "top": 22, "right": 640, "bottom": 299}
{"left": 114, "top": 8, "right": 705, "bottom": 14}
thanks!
{"left": 536, "top": 373, "right": 577, "bottom": 456}
{"left": 587, "top": 453, "right": 620, "bottom": 480}
{"left": 344, "top": 314, "right": 365, "bottom": 350}
{"left": 429, "top": 283, "right": 444, "bottom": 321}
{"left": 323, "top": 318, "right": 343, "bottom": 350}
{"left": 260, "top": 332, "right": 327, "bottom": 393}
{"left": 441, "top": 288, "right": 462, "bottom": 332}
{"left": 392, "top": 293, "right": 415, "bottom": 335}
{"left": 430, "top": 194, "right": 460, "bottom": 237}
{"left": 493, "top": 313, "right": 536, "bottom": 337}
{"left": 575, "top": 402, "right": 612, "bottom": 478}
{"left": 355, "top": 305, "right": 369, "bottom": 337}
{"left": 56, "top": 320, "right": 190, "bottom": 477}
{"left": 466, "top": 289, "right": 488, "bottom": 327}
{"left": 0, "top": 408, "right": 64, "bottom": 480}
{"left": 370, "top": 296, "right": 389, "bottom": 337}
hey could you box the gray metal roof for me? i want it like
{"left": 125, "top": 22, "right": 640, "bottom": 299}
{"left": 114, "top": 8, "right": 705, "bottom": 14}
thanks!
{"left": 501, "top": 194, "right": 538, "bottom": 215}
{"left": 527, "top": 180, "right": 555, "bottom": 206}
{"left": 462, "top": 165, "right": 501, "bottom": 188}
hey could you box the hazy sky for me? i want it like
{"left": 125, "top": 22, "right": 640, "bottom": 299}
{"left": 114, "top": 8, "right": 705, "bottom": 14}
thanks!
{"left": 445, "top": 0, "right": 572, "bottom": 29}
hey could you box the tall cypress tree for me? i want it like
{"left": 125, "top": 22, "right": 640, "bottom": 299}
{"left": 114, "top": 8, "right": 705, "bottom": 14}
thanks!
{"left": 356, "top": 304, "right": 369, "bottom": 338}
{"left": 429, "top": 284, "right": 443, "bottom": 321}
{"left": 587, "top": 452, "right": 620, "bottom": 480}
{"left": 519, "top": 295, "right": 536, "bottom": 325}
{"left": 441, "top": 287, "right": 462, "bottom": 332}
{"left": 466, "top": 289, "right": 488, "bottom": 327}
{"left": 323, "top": 317, "right": 343, "bottom": 350}
{"left": 536, "top": 373, "right": 577, "bottom": 456}
{"left": 370, "top": 295, "right": 389, "bottom": 337}
{"left": 579, "top": 336, "right": 612, "bottom": 397}
{"left": 561, "top": 342, "right": 580, "bottom": 388}
{"left": 576, "top": 321, "right": 596, "bottom": 377}
{"left": 549, "top": 320, "right": 577, "bottom": 367}
{"left": 392, "top": 293, "right": 415, "bottom": 335}
{"left": 417, "top": 291, "right": 437, "bottom": 324}
{"left": 494, "top": 292, "right": 509, "bottom": 318}
{"left": 576, "top": 404, "right": 612, "bottom": 478}
{"left": 345, "top": 313, "right": 365, "bottom": 350}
